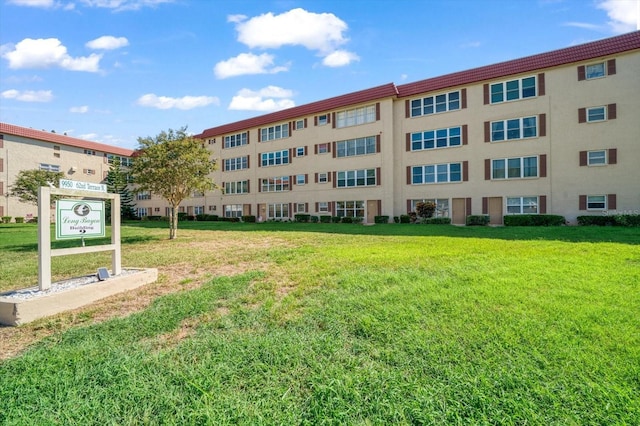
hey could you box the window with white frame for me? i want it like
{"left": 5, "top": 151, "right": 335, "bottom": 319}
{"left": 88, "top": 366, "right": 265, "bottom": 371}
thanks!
{"left": 137, "top": 207, "right": 148, "bottom": 217}
{"left": 507, "top": 196, "right": 539, "bottom": 214}
{"left": 224, "top": 156, "right": 248, "bottom": 171}
{"left": 412, "top": 163, "right": 462, "bottom": 184}
{"left": 224, "top": 180, "right": 249, "bottom": 194}
{"left": 137, "top": 191, "right": 151, "bottom": 200}
{"left": 84, "top": 149, "right": 96, "bottom": 155}
{"left": 587, "top": 150, "right": 606, "bottom": 166}
{"left": 317, "top": 114, "right": 328, "bottom": 126}
{"left": 261, "top": 150, "right": 290, "bottom": 167}
{"left": 194, "top": 206, "right": 205, "bottom": 215}
{"left": 192, "top": 190, "right": 204, "bottom": 197}
{"left": 337, "top": 169, "right": 377, "bottom": 188}
{"left": 318, "top": 202, "right": 329, "bottom": 213}
{"left": 261, "top": 176, "right": 290, "bottom": 192}
{"left": 335, "top": 201, "right": 364, "bottom": 218}
{"left": 296, "top": 174, "right": 306, "bottom": 185}
{"left": 83, "top": 168, "right": 96, "bottom": 175}
{"left": 411, "top": 199, "right": 450, "bottom": 217}
{"left": 268, "top": 203, "right": 289, "bottom": 219}
{"left": 224, "top": 204, "right": 243, "bottom": 218}
{"left": 39, "top": 163, "right": 60, "bottom": 172}
{"left": 491, "top": 116, "right": 537, "bottom": 141}
{"left": 490, "top": 76, "right": 536, "bottom": 103}
{"left": 296, "top": 147, "right": 306, "bottom": 157}
{"left": 585, "top": 62, "right": 605, "bottom": 79}
{"left": 336, "top": 136, "right": 377, "bottom": 157}
{"left": 318, "top": 173, "right": 328, "bottom": 183}
{"left": 492, "top": 157, "right": 538, "bottom": 179}
{"left": 587, "top": 106, "right": 606, "bottom": 122}
{"left": 336, "top": 105, "right": 376, "bottom": 128}
{"left": 261, "top": 123, "right": 289, "bottom": 141}
{"left": 411, "top": 126, "right": 461, "bottom": 151}
{"left": 587, "top": 195, "right": 606, "bottom": 210}
{"left": 317, "top": 143, "right": 330, "bottom": 154}
{"left": 295, "top": 119, "right": 305, "bottom": 130}
{"left": 295, "top": 203, "right": 307, "bottom": 213}
{"left": 410, "top": 91, "right": 460, "bottom": 117}
{"left": 224, "top": 132, "right": 248, "bottom": 149}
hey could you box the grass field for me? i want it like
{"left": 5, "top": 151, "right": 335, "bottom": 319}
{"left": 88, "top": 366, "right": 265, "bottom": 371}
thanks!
{"left": 1, "top": 222, "right": 639, "bottom": 424}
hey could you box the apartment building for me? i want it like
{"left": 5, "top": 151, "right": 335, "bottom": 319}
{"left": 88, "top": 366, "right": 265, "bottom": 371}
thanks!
{"left": 185, "top": 31, "right": 639, "bottom": 224}
{"left": 0, "top": 123, "right": 134, "bottom": 221}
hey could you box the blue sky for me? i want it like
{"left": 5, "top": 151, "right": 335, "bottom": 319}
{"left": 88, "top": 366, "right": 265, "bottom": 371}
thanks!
{"left": 1, "top": 0, "right": 638, "bottom": 150}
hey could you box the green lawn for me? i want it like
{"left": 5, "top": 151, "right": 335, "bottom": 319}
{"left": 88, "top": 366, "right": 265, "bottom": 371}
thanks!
{"left": 1, "top": 222, "right": 639, "bottom": 424}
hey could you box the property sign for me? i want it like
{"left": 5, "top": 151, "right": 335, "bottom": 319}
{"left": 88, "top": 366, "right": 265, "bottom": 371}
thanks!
{"left": 56, "top": 199, "right": 105, "bottom": 240}
{"left": 59, "top": 179, "right": 107, "bottom": 193}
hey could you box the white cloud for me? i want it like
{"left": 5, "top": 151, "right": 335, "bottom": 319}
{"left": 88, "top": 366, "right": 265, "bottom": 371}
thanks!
{"left": 1, "top": 38, "right": 102, "bottom": 72}
{"left": 78, "top": 0, "right": 174, "bottom": 11}
{"left": 597, "top": 0, "right": 639, "bottom": 33}
{"left": 563, "top": 21, "right": 605, "bottom": 31}
{"left": 228, "top": 86, "right": 295, "bottom": 112}
{"left": 214, "top": 52, "right": 288, "bottom": 79}
{"left": 136, "top": 93, "right": 220, "bottom": 110}
{"left": 322, "top": 50, "right": 359, "bottom": 67}
{"left": 7, "top": 0, "right": 54, "bottom": 6}
{"left": 86, "top": 36, "right": 129, "bottom": 50}
{"left": 1, "top": 89, "right": 53, "bottom": 102}
{"left": 70, "top": 105, "right": 90, "bottom": 113}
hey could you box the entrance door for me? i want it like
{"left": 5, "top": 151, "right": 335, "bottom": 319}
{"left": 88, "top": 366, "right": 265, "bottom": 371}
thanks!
{"left": 257, "top": 203, "right": 266, "bottom": 222}
{"left": 366, "top": 200, "right": 379, "bottom": 224}
{"left": 488, "top": 197, "right": 503, "bottom": 225}
{"left": 452, "top": 198, "right": 466, "bottom": 225}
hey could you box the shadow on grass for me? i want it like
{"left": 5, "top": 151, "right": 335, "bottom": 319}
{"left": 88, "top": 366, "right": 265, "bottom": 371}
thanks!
{"left": 1, "top": 234, "right": 160, "bottom": 253}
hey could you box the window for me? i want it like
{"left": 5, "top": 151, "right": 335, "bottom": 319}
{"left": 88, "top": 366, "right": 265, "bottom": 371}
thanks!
{"left": 53, "top": 145, "right": 60, "bottom": 151}
{"left": 261, "top": 150, "right": 290, "bottom": 167}
{"left": 337, "top": 169, "right": 377, "bottom": 188}
{"left": 336, "top": 136, "right": 377, "bottom": 157}
{"left": 39, "top": 163, "right": 60, "bottom": 172}
{"left": 411, "top": 91, "right": 460, "bottom": 117}
{"left": 587, "top": 195, "right": 606, "bottom": 210}
{"left": 507, "top": 196, "right": 539, "bottom": 214}
{"left": 137, "top": 191, "right": 151, "bottom": 200}
{"left": 261, "top": 176, "right": 290, "bottom": 192}
{"left": 412, "top": 163, "right": 462, "bottom": 184}
{"left": 107, "top": 155, "right": 133, "bottom": 167}
{"left": 295, "top": 119, "right": 305, "bottom": 130}
{"left": 137, "top": 207, "right": 148, "bottom": 217}
{"left": 318, "top": 202, "right": 329, "bottom": 213}
{"left": 336, "top": 105, "right": 376, "bottom": 128}
{"left": 295, "top": 203, "right": 307, "bottom": 213}
{"left": 587, "top": 150, "right": 606, "bottom": 166}
{"left": 317, "top": 143, "right": 330, "bottom": 154}
{"left": 586, "top": 63, "right": 605, "bottom": 79}
{"left": 492, "top": 156, "right": 538, "bottom": 179}
{"left": 261, "top": 123, "right": 289, "bottom": 141}
{"left": 491, "top": 117, "right": 537, "bottom": 141}
{"left": 83, "top": 168, "right": 96, "bottom": 175}
{"left": 224, "top": 132, "right": 248, "bottom": 149}
{"left": 224, "top": 180, "right": 249, "bottom": 194}
{"left": 318, "top": 173, "right": 328, "bottom": 183}
{"left": 224, "top": 156, "right": 248, "bottom": 171}
{"left": 335, "top": 201, "right": 364, "bottom": 218}
{"left": 490, "top": 76, "right": 536, "bottom": 103}
{"left": 317, "top": 115, "right": 328, "bottom": 126}
{"left": 192, "top": 190, "right": 205, "bottom": 197}
{"left": 224, "top": 204, "right": 243, "bottom": 218}
{"left": 587, "top": 106, "right": 606, "bottom": 122}
{"left": 410, "top": 199, "right": 449, "bottom": 217}
{"left": 84, "top": 149, "right": 96, "bottom": 155}
{"left": 268, "top": 203, "right": 289, "bottom": 219}
{"left": 296, "top": 174, "right": 306, "bottom": 185}
{"left": 296, "top": 147, "right": 306, "bottom": 157}
{"left": 411, "top": 127, "right": 461, "bottom": 151}
{"left": 194, "top": 206, "right": 204, "bottom": 215}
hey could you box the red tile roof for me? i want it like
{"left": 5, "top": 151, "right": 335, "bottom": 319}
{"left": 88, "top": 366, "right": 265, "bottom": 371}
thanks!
{"left": 397, "top": 30, "right": 640, "bottom": 97}
{"left": 0, "top": 122, "right": 134, "bottom": 157}
{"left": 196, "top": 83, "right": 398, "bottom": 139}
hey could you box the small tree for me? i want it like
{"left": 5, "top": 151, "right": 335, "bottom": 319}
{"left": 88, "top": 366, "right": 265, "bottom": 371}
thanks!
{"left": 10, "top": 169, "right": 65, "bottom": 205}
{"left": 415, "top": 201, "right": 436, "bottom": 219}
{"left": 105, "top": 157, "right": 137, "bottom": 221}
{"left": 131, "top": 127, "right": 217, "bottom": 239}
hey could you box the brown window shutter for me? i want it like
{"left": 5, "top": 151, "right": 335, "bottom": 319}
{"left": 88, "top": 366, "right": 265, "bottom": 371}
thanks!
{"left": 0, "top": 182, "right": 3, "bottom": 197}
{"left": 538, "top": 73, "right": 545, "bottom": 96}
{"left": 376, "top": 134, "right": 381, "bottom": 153}
{"left": 258, "top": 179, "right": 262, "bottom": 192}
{"left": 539, "top": 195, "right": 547, "bottom": 214}
{"left": 578, "top": 108, "right": 586, "bottom": 123}
{"left": 257, "top": 128, "right": 261, "bottom": 142}
{"left": 288, "top": 122, "right": 292, "bottom": 136}
{"left": 376, "top": 167, "right": 381, "bottom": 186}
{"left": 304, "top": 174, "right": 308, "bottom": 184}
{"left": 405, "top": 100, "right": 410, "bottom": 118}
{"left": 466, "top": 198, "right": 472, "bottom": 216}
{"left": 579, "top": 151, "right": 588, "bottom": 166}
{"left": 484, "top": 121, "right": 490, "bottom": 142}
{"left": 463, "top": 161, "right": 469, "bottom": 181}
{"left": 407, "top": 200, "right": 412, "bottom": 213}
{"left": 289, "top": 148, "right": 293, "bottom": 161}
{"left": 314, "top": 144, "right": 318, "bottom": 154}
{"left": 461, "top": 88, "right": 467, "bottom": 109}
{"left": 288, "top": 203, "right": 292, "bottom": 218}
{"left": 290, "top": 175, "right": 294, "bottom": 188}
{"left": 314, "top": 116, "right": 318, "bottom": 126}
{"left": 539, "top": 114, "right": 546, "bottom": 137}
{"left": 539, "top": 154, "right": 547, "bottom": 178}
{"left": 332, "top": 141, "right": 336, "bottom": 158}
{"left": 608, "top": 194, "right": 617, "bottom": 210}
{"left": 331, "top": 112, "right": 335, "bottom": 128}
{"left": 247, "top": 204, "right": 252, "bottom": 215}
{"left": 332, "top": 172, "right": 336, "bottom": 188}
{"left": 483, "top": 84, "right": 489, "bottom": 105}
{"left": 258, "top": 155, "right": 262, "bottom": 167}
{"left": 247, "top": 132, "right": 250, "bottom": 144}
{"left": 608, "top": 103, "right": 617, "bottom": 120}
{"left": 482, "top": 197, "right": 488, "bottom": 215}
{"left": 577, "top": 65, "right": 586, "bottom": 81}
{"left": 462, "top": 124, "right": 468, "bottom": 145}
{"left": 328, "top": 172, "right": 332, "bottom": 182}
{"left": 485, "top": 159, "right": 491, "bottom": 180}
{"left": 377, "top": 200, "right": 382, "bottom": 215}
{"left": 304, "top": 118, "right": 308, "bottom": 128}
{"left": 579, "top": 195, "right": 587, "bottom": 210}
{"left": 608, "top": 148, "right": 617, "bottom": 164}
{"left": 221, "top": 161, "right": 225, "bottom": 172}
{"left": 406, "top": 133, "right": 411, "bottom": 151}
{"left": 247, "top": 180, "right": 250, "bottom": 193}
{"left": 305, "top": 202, "right": 309, "bottom": 212}
{"left": 247, "top": 155, "right": 250, "bottom": 168}
{"left": 375, "top": 102, "right": 380, "bottom": 121}
{"left": 314, "top": 173, "right": 318, "bottom": 183}
{"left": 327, "top": 143, "right": 331, "bottom": 153}
{"left": 315, "top": 202, "right": 319, "bottom": 212}
{"left": 406, "top": 166, "right": 411, "bottom": 185}
{"left": 607, "top": 59, "right": 616, "bottom": 76}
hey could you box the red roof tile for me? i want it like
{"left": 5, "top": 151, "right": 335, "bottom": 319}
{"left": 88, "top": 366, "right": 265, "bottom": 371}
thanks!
{"left": 397, "top": 31, "right": 640, "bottom": 97}
{"left": 195, "top": 83, "right": 398, "bottom": 139}
{"left": 0, "top": 122, "right": 134, "bottom": 157}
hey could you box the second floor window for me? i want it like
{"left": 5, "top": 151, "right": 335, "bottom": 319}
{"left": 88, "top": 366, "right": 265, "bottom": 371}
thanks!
{"left": 261, "top": 176, "right": 290, "bottom": 192}
{"left": 224, "top": 156, "right": 248, "bottom": 171}
{"left": 412, "top": 163, "right": 462, "bottom": 184}
{"left": 492, "top": 156, "right": 538, "bottom": 179}
{"left": 337, "top": 169, "right": 377, "bottom": 188}
{"left": 491, "top": 116, "right": 537, "bottom": 141}
{"left": 336, "top": 136, "right": 377, "bottom": 157}
{"left": 412, "top": 127, "right": 461, "bottom": 151}
{"left": 261, "top": 150, "right": 290, "bottom": 167}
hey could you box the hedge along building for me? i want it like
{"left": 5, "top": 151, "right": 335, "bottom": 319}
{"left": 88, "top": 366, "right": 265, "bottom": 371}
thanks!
{"left": 189, "top": 31, "right": 639, "bottom": 224}
{"left": 0, "top": 123, "right": 134, "bottom": 222}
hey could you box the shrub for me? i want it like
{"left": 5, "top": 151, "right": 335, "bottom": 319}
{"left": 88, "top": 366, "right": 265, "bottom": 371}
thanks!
{"left": 393, "top": 216, "right": 400, "bottom": 223}
{"left": 186, "top": 215, "right": 196, "bottom": 221}
{"left": 341, "top": 216, "right": 353, "bottom": 224}
{"left": 195, "top": 214, "right": 208, "bottom": 221}
{"left": 332, "top": 216, "right": 341, "bottom": 223}
{"left": 242, "top": 215, "right": 256, "bottom": 223}
{"left": 219, "top": 217, "right": 240, "bottom": 223}
{"left": 374, "top": 215, "right": 390, "bottom": 224}
{"left": 2, "top": 216, "right": 11, "bottom": 224}
{"left": 352, "top": 216, "right": 364, "bottom": 224}
{"left": 420, "top": 217, "right": 452, "bottom": 225}
{"left": 613, "top": 214, "right": 640, "bottom": 227}
{"left": 177, "top": 212, "right": 188, "bottom": 221}
{"left": 147, "top": 215, "right": 162, "bottom": 221}
{"left": 399, "top": 215, "right": 411, "bottom": 224}
{"left": 320, "top": 215, "right": 332, "bottom": 223}
{"left": 504, "top": 214, "right": 566, "bottom": 226}
{"left": 14, "top": 217, "right": 24, "bottom": 224}
{"left": 294, "top": 214, "right": 311, "bottom": 223}
{"left": 466, "top": 215, "right": 490, "bottom": 226}
{"left": 578, "top": 214, "right": 640, "bottom": 227}
{"left": 415, "top": 201, "right": 436, "bottom": 219}
{"left": 27, "top": 216, "right": 38, "bottom": 223}
{"left": 310, "top": 216, "right": 319, "bottom": 223}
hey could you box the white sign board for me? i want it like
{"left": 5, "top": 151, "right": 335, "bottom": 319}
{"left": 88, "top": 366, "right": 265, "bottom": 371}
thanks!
{"left": 56, "top": 199, "right": 106, "bottom": 240}
{"left": 59, "top": 179, "right": 107, "bottom": 193}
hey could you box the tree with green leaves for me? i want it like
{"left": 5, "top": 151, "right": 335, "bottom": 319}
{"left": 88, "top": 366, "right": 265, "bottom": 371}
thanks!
{"left": 105, "top": 157, "right": 137, "bottom": 221}
{"left": 10, "top": 169, "right": 65, "bottom": 205}
{"left": 131, "top": 127, "right": 217, "bottom": 239}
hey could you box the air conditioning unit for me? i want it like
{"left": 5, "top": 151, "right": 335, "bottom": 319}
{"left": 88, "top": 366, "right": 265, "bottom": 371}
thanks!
{"left": 70, "top": 166, "right": 77, "bottom": 172}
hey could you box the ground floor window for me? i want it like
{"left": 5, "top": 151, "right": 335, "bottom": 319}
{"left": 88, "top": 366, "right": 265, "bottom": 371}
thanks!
{"left": 336, "top": 200, "right": 364, "bottom": 218}
{"left": 194, "top": 206, "right": 205, "bottom": 215}
{"left": 506, "top": 196, "right": 538, "bottom": 214}
{"left": 137, "top": 207, "right": 148, "bottom": 217}
{"left": 587, "top": 195, "right": 606, "bottom": 210}
{"left": 295, "top": 203, "right": 307, "bottom": 213}
{"left": 410, "top": 198, "right": 449, "bottom": 217}
{"left": 225, "top": 204, "right": 243, "bottom": 218}
{"left": 268, "top": 203, "right": 289, "bottom": 219}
